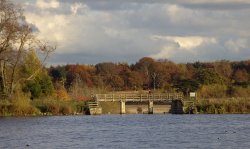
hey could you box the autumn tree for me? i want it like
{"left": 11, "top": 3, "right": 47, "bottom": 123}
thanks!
{"left": 65, "top": 64, "right": 94, "bottom": 88}
{"left": 193, "top": 61, "right": 206, "bottom": 69}
{"left": 22, "top": 49, "right": 54, "bottom": 99}
{"left": 148, "top": 61, "right": 171, "bottom": 90}
{"left": 95, "top": 62, "right": 124, "bottom": 90}
{"left": 232, "top": 69, "right": 249, "bottom": 87}
{"left": 120, "top": 67, "right": 143, "bottom": 90}
{"left": 95, "top": 62, "right": 118, "bottom": 76}
{"left": 173, "top": 78, "right": 200, "bottom": 96}
{"left": 132, "top": 57, "right": 155, "bottom": 89}
{"left": 214, "top": 60, "right": 232, "bottom": 78}
{"left": 232, "top": 69, "right": 249, "bottom": 82}
{"left": 196, "top": 69, "right": 225, "bottom": 85}
{"left": 49, "top": 65, "right": 66, "bottom": 85}
{"left": 213, "top": 60, "right": 232, "bottom": 84}
{"left": 0, "top": 0, "right": 55, "bottom": 99}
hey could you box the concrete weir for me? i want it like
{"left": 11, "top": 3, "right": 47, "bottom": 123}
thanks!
{"left": 91, "top": 93, "right": 189, "bottom": 115}
{"left": 120, "top": 101, "right": 158, "bottom": 114}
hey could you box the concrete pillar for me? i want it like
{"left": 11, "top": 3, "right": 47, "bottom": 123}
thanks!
{"left": 148, "top": 100, "right": 154, "bottom": 114}
{"left": 120, "top": 101, "right": 126, "bottom": 114}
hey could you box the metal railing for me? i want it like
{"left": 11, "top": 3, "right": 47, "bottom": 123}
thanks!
{"left": 95, "top": 93, "right": 183, "bottom": 102}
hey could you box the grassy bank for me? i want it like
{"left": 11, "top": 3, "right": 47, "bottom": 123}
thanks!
{"left": 0, "top": 99, "right": 39, "bottom": 116}
{"left": 31, "top": 98, "right": 87, "bottom": 115}
{"left": 0, "top": 98, "right": 88, "bottom": 116}
{"left": 194, "top": 98, "right": 250, "bottom": 114}
{"left": 1, "top": 97, "right": 250, "bottom": 116}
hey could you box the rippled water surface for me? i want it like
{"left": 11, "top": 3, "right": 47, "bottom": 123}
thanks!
{"left": 0, "top": 114, "right": 250, "bottom": 149}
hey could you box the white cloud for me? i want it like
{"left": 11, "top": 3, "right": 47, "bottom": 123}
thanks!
{"left": 224, "top": 38, "right": 248, "bottom": 52}
{"left": 150, "top": 35, "right": 218, "bottom": 62}
{"left": 150, "top": 45, "right": 177, "bottom": 59}
{"left": 36, "top": 0, "right": 60, "bottom": 9}
{"left": 15, "top": 0, "right": 250, "bottom": 64}
{"left": 167, "top": 4, "right": 179, "bottom": 20}
{"left": 183, "top": 0, "right": 250, "bottom": 4}
{"left": 25, "top": 13, "right": 69, "bottom": 44}
{"left": 71, "top": 3, "right": 88, "bottom": 15}
{"left": 167, "top": 0, "right": 250, "bottom": 5}
{"left": 152, "top": 35, "right": 217, "bottom": 50}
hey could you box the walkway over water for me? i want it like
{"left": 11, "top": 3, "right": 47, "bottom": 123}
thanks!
{"left": 89, "top": 93, "right": 188, "bottom": 114}
{"left": 95, "top": 93, "right": 183, "bottom": 102}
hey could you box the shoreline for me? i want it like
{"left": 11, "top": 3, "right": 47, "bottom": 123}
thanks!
{"left": 1, "top": 98, "right": 250, "bottom": 116}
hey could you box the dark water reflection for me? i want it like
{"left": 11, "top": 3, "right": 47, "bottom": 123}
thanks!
{"left": 0, "top": 115, "right": 250, "bottom": 149}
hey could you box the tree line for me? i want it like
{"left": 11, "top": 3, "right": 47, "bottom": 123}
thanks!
{"left": 48, "top": 57, "right": 250, "bottom": 99}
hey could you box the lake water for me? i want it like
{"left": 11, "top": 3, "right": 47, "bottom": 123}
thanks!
{"left": 0, "top": 114, "right": 250, "bottom": 149}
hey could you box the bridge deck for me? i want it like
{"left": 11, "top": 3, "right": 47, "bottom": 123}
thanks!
{"left": 95, "top": 93, "right": 183, "bottom": 102}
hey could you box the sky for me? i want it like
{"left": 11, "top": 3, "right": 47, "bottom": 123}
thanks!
{"left": 13, "top": 0, "right": 250, "bottom": 65}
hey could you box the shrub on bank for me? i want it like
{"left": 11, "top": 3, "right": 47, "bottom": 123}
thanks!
{"left": 0, "top": 94, "right": 39, "bottom": 116}
{"left": 0, "top": 96, "right": 88, "bottom": 116}
{"left": 0, "top": 100, "right": 12, "bottom": 116}
{"left": 195, "top": 98, "right": 250, "bottom": 114}
{"left": 228, "top": 86, "right": 250, "bottom": 97}
{"left": 198, "top": 84, "right": 228, "bottom": 98}
{"left": 31, "top": 98, "right": 87, "bottom": 115}
{"left": 9, "top": 99, "right": 39, "bottom": 116}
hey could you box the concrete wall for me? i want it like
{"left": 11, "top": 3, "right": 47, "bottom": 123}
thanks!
{"left": 99, "top": 101, "right": 171, "bottom": 114}
{"left": 99, "top": 101, "right": 120, "bottom": 114}
{"left": 126, "top": 105, "right": 171, "bottom": 114}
